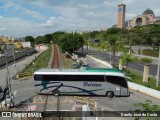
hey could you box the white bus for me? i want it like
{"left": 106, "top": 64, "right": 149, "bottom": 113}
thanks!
{"left": 34, "top": 68, "right": 130, "bottom": 98}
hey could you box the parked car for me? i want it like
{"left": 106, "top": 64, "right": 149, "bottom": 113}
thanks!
{"left": 80, "top": 63, "right": 90, "bottom": 69}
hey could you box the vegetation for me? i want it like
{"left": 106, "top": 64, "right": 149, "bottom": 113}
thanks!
{"left": 140, "top": 58, "right": 152, "bottom": 65}
{"left": 56, "top": 32, "right": 84, "bottom": 53}
{"left": 125, "top": 69, "right": 160, "bottom": 90}
{"left": 24, "top": 36, "right": 35, "bottom": 47}
{"left": 82, "top": 24, "right": 160, "bottom": 48}
{"left": 133, "top": 100, "right": 160, "bottom": 120}
{"left": 143, "top": 49, "right": 159, "bottom": 57}
{"left": 22, "top": 46, "right": 52, "bottom": 73}
{"left": 120, "top": 53, "right": 137, "bottom": 70}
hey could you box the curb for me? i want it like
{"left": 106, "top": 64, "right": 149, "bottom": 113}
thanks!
{"left": 87, "top": 55, "right": 160, "bottom": 100}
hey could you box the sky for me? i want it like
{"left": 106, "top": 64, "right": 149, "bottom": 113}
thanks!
{"left": 0, "top": 0, "right": 160, "bottom": 38}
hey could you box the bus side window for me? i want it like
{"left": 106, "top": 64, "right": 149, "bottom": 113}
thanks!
{"left": 34, "top": 75, "right": 43, "bottom": 81}
{"left": 106, "top": 76, "right": 127, "bottom": 88}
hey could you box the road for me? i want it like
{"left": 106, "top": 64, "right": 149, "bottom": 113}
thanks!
{"left": 1, "top": 51, "right": 159, "bottom": 120}
{"left": 80, "top": 46, "right": 158, "bottom": 77}
{"left": 0, "top": 51, "right": 43, "bottom": 87}
{"left": 85, "top": 56, "right": 160, "bottom": 111}
{"left": 10, "top": 56, "right": 160, "bottom": 110}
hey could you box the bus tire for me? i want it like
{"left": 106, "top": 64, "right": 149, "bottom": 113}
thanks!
{"left": 106, "top": 91, "right": 114, "bottom": 98}
{"left": 52, "top": 90, "right": 60, "bottom": 96}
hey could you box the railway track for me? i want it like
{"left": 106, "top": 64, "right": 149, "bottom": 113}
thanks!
{"left": 52, "top": 44, "right": 60, "bottom": 68}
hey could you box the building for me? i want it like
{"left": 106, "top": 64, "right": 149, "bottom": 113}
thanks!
{"left": 0, "top": 36, "right": 12, "bottom": 44}
{"left": 117, "top": 4, "right": 126, "bottom": 28}
{"left": 126, "top": 8, "right": 160, "bottom": 28}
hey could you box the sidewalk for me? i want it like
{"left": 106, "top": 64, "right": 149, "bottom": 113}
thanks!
{"left": 0, "top": 50, "right": 45, "bottom": 86}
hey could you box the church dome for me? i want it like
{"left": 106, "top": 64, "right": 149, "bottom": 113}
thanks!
{"left": 142, "top": 8, "right": 154, "bottom": 15}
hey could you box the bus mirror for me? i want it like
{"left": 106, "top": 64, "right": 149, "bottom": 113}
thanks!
{"left": 125, "top": 76, "right": 131, "bottom": 80}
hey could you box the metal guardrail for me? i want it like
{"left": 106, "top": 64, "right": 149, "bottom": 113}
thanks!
{"left": 74, "top": 96, "right": 98, "bottom": 110}
{"left": 18, "top": 72, "right": 33, "bottom": 80}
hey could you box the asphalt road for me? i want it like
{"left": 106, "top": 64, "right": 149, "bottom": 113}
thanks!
{"left": 1, "top": 50, "right": 159, "bottom": 120}
{"left": 8, "top": 55, "right": 160, "bottom": 120}
{"left": 80, "top": 47, "right": 158, "bottom": 77}
{"left": 10, "top": 56, "right": 160, "bottom": 109}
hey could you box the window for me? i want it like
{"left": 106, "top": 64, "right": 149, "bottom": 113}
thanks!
{"left": 106, "top": 76, "right": 127, "bottom": 88}
{"left": 34, "top": 74, "right": 104, "bottom": 82}
{"left": 34, "top": 75, "right": 43, "bottom": 81}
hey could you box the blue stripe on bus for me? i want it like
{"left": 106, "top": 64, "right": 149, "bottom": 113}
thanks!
{"left": 36, "top": 84, "right": 98, "bottom": 95}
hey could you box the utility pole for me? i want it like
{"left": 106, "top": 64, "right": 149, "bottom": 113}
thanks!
{"left": 156, "top": 45, "right": 160, "bottom": 87}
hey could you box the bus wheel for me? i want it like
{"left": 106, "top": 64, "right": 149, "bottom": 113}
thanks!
{"left": 106, "top": 91, "right": 114, "bottom": 98}
{"left": 52, "top": 90, "right": 60, "bottom": 96}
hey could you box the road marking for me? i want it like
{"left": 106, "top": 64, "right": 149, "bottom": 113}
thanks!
{"left": 26, "top": 105, "right": 37, "bottom": 111}
{"left": 16, "top": 88, "right": 34, "bottom": 92}
{"left": 13, "top": 91, "right": 17, "bottom": 97}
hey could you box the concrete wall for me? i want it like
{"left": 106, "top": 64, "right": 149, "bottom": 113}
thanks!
{"left": 0, "top": 48, "right": 35, "bottom": 67}
{"left": 87, "top": 55, "right": 160, "bottom": 100}
{"left": 128, "top": 82, "right": 160, "bottom": 100}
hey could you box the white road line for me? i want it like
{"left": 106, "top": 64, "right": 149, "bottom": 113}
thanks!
{"left": 15, "top": 88, "right": 34, "bottom": 92}
{"left": 13, "top": 91, "right": 17, "bottom": 97}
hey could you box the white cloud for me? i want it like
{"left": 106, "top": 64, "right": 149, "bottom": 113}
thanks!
{"left": 41, "top": 17, "right": 57, "bottom": 27}
{"left": 154, "top": 9, "right": 160, "bottom": 16}
{"left": 126, "top": 13, "right": 137, "bottom": 20}
{"left": 0, "top": 16, "right": 4, "bottom": 19}
{"left": 1, "top": 0, "right": 160, "bottom": 37}
{"left": 78, "top": 4, "right": 90, "bottom": 9}
{"left": 24, "top": 9, "right": 44, "bottom": 19}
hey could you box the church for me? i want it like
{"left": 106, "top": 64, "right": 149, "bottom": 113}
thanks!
{"left": 126, "top": 8, "right": 160, "bottom": 28}
{"left": 117, "top": 4, "right": 160, "bottom": 29}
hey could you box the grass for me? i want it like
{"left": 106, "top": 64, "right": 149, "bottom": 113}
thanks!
{"left": 22, "top": 46, "right": 52, "bottom": 73}
{"left": 124, "top": 69, "right": 160, "bottom": 91}
{"left": 63, "top": 53, "right": 75, "bottom": 68}
{"left": 142, "top": 49, "right": 158, "bottom": 57}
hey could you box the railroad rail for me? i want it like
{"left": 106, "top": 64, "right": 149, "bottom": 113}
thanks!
{"left": 52, "top": 44, "right": 60, "bottom": 68}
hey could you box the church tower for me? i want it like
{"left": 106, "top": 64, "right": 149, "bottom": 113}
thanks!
{"left": 117, "top": 4, "right": 126, "bottom": 28}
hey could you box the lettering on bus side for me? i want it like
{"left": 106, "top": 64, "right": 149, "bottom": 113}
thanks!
{"left": 83, "top": 82, "right": 101, "bottom": 87}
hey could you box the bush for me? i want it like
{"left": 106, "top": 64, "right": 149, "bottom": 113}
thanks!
{"left": 143, "top": 49, "right": 158, "bottom": 57}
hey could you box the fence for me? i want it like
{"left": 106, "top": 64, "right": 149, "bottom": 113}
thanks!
{"left": 18, "top": 72, "right": 33, "bottom": 80}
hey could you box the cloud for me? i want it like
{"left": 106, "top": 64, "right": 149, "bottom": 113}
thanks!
{"left": 126, "top": 13, "right": 137, "bottom": 20}
{"left": 154, "top": 9, "right": 160, "bottom": 16}
{"left": 1, "top": 0, "right": 160, "bottom": 37}
{"left": 41, "top": 17, "right": 58, "bottom": 27}
{"left": 23, "top": 9, "right": 44, "bottom": 19}
{"left": 0, "top": 16, "right": 4, "bottom": 19}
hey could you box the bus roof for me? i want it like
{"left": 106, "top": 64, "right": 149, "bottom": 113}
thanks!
{"left": 34, "top": 68, "right": 126, "bottom": 77}
{"left": 81, "top": 68, "right": 124, "bottom": 73}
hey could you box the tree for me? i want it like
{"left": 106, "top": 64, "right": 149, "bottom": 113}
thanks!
{"left": 44, "top": 34, "right": 52, "bottom": 44}
{"left": 120, "top": 53, "right": 137, "bottom": 71}
{"left": 134, "top": 100, "right": 160, "bottom": 120}
{"left": 24, "top": 36, "right": 35, "bottom": 47}
{"left": 59, "top": 33, "right": 84, "bottom": 53}
{"left": 35, "top": 36, "right": 45, "bottom": 44}
{"left": 107, "top": 35, "right": 120, "bottom": 65}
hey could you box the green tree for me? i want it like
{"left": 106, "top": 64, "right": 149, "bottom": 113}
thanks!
{"left": 44, "top": 34, "right": 52, "bottom": 44}
{"left": 107, "top": 35, "right": 120, "bottom": 65}
{"left": 35, "top": 36, "right": 45, "bottom": 44}
{"left": 134, "top": 100, "right": 160, "bottom": 120}
{"left": 120, "top": 53, "right": 137, "bottom": 71}
{"left": 59, "top": 33, "right": 84, "bottom": 53}
{"left": 24, "top": 36, "right": 35, "bottom": 47}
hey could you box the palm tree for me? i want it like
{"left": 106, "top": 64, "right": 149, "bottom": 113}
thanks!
{"left": 120, "top": 53, "right": 137, "bottom": 71}
{"left": 107, "top": 35, "right": 122, "bottom": 66}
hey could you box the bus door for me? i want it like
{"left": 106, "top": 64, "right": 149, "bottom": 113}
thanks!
{"left": 119, "top": 78, "right": 128, "bottom": 96}
{"left": 106, "top": 76, "right": 121, "bottom": 96}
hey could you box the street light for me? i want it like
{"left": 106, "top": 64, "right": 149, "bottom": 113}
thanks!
{"left": 105, "top": 41, "right": 111, "bottom": 64}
